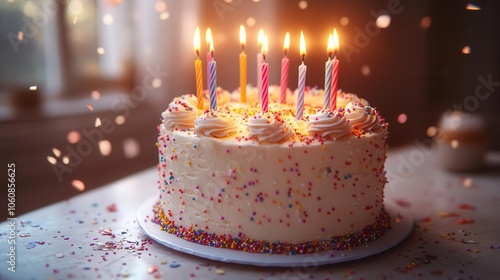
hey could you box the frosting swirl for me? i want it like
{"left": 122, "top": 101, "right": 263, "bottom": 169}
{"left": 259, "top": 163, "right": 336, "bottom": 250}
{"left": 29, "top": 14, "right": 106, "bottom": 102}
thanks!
{"left": 306, "top": 110, "right": 351, "bottom": 140}
{"left": 337, "top": 92, "right": 369, "bottom": 109}
{"left": 344, "top": 102, "right": 380, "bottom": 132}
{"left": 162, "top": 101, "right": 196, "bottom": 129}
{"left": 194, "top": 111, "right": 237, "bottom": 138}
{"left": 246, "top": 114, "right": 294, "bottom": 143}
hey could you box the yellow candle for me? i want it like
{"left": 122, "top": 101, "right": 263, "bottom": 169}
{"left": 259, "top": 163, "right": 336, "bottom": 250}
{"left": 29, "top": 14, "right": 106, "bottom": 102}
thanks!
{"left": 194, "top": 27, "right": 203, "bottom": 110}
{"left": 239, "top": 25, "right": 247, "bottom": 103}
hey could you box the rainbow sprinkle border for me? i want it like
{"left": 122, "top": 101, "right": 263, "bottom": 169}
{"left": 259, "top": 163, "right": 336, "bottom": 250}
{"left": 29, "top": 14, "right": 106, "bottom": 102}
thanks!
{"left": 151, "top": 201, "right": 391, "bottom": 255}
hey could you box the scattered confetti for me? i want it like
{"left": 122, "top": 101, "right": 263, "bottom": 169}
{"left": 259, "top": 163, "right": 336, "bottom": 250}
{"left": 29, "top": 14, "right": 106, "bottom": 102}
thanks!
{"left": 169, "top": 262, "right": 181, "bottom": 268}
{"left": 123, "top": 138, "right": 140, "bottom": 158}
{"left": 19, "top": 233, "right": 31, "bottom": 237}
{"left": 71, "top": 180, "right": 85, "bottom": 192}
{"left": 148, "top": 266, "right": 158, "bottom": 274}
{"left": 376, "top": 14, "right": 391, "bottom": 28}
{"left": 26, "top": 242, "right": 37, "bottom": 249}
{"left": 99, "top": 140, "right": 112, "bottom": 156}
{"left": 86, "top": 104, "right": 94, "bottom": 111}
{"left": 55, "top": 253, "right": 65, "bottom": 258}
{"left": 67, "top": 130, "right": 82, "bottom": 144}
{"left": 420, "top": 16, "right": 432, "bottom": 29}
{"left": 397, "top": 113, "right": 407, "bottom": 124}
{"left": 462, "top": 46, "right": 471, "bottom": 54}
{"left": 106, "top": 203, "right": 118, "bottom": 212}
{"left": 98, "top": 228, "right": 113, "bottom": 236}
{"left": 52, "top": 148, "right": 61, "bottom": 157}
{"left": 394, "top": 199, "right": 411, "bottom": 208}
{"left": 456, "top": 218, "right": 475, "bottom": 225}
{"left": 18, "top": 31, "right": 23, "bottom": 41}
{"left": 29, "top": 86, "right": 37, "bottom": 91}
{"left": 115, "top": 115, "right": 126, "bottom": 125}
{"left": 426, "top": 126, "right": 438, "bottom": 137}
{"left": 47, "top": 156, "right": 57, "bottom": 165}
{"left": 91, "top": 90, "right": 101, "bottom": 100}
{"left": 215, "top": 269, "right": 225, "bottom": 275}
{"left": 458, "top": 204, "right": 476, "bottom": 211}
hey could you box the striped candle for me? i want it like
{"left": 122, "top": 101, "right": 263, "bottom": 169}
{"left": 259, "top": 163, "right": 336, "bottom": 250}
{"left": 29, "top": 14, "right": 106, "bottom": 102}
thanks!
{"left": 296, "top": 31, "right": 307, "bottom": 120}
{"left": 324, "top": 33, "right": 333, "bottom": 110}
{"left": 324, "top": 58, "right": 332, "bottom": 110}
{"left": 194, "top": 27, "right": 204, "bottom": 110}
{"left": 261, "top": 62, "right": 269, "bottom": 112}
{"left": 239, "top": 25, "right": 247, "bottom": 103}
{"left": 206, "top": 28, "right": 212, "bottom": 94}
{"left": 261, "top": 35, "right": 269, "bottom": 112}
{"left": 209, "top": 41, "right": 217, "bottom": 111}
{"left": 280, "top": 32, "right": 290, "bottom": 104}
{"left": 330, "top": 58, "right": 339, "bottom": 111}
{"left": 330, "top": 29, "right": 340, "bottom": 112}
{"left": 256, "top": 29, "right": 264, "bottom": 100}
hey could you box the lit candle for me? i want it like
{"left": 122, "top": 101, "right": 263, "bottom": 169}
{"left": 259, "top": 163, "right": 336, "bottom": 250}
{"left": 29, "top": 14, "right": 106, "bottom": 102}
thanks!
{"left": 193, "top": 27, "right": 204, "bottom": 110}
{"left": 324, "top": 33, "right": 333, "bottom": 110}
{"left": 330, "top": 29, "right": 340, "bottom": 112}
{"left": 239, "top": 25, "right": 247, "bottom": 103}
{"left": 209, "top": 40, "right": 217, "bottom": 111}
{"left": 280, "top": 32, "right": 290, "bottom": 104}
{"left": 261, "top": 35, "right": 269, "bottom": 112}
{"left": 206, "top": 28, "right": 213, "bottom": 94}
{"left": 297, "top": 31, "right": 307, "bottom": 120}
{"left": 256, "top": 29, "right": 264, "bottom": 100}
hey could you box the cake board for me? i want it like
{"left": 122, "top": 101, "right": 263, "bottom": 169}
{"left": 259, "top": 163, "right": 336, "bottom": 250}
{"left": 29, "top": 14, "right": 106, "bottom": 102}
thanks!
{"left": 137, "top": 196, "right": 413, "bottom": 267}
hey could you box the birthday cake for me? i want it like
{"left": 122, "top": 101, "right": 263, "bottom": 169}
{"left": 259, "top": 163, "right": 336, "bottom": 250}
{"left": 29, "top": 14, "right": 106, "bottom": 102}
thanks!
{"left": 153, "top": 86, "right": 390, "bottom": 254}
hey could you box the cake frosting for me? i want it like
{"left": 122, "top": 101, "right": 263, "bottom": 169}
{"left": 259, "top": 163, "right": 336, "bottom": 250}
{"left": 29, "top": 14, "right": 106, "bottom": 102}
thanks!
{"left": 155, "top": 89, "right": 389, "bottom": 254}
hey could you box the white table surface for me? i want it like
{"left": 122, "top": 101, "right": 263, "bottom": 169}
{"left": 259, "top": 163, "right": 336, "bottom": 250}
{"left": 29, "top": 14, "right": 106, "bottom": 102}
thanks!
{"left": 2, "top": 145, "right": 500, "bottom": 279}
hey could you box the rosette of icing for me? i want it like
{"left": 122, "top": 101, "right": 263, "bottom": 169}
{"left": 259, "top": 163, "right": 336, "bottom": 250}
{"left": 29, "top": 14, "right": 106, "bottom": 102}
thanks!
{"left": 169, "top": 94, "right": 199, "bottom": 109}
{"left": 306, "top": 110, "right": 351, "bottom": 139}
{"left": 344, "top": 102, "right": 380, "bottom": 132}
{"left": 194, "top": 111, "right": 237, "bottom": 138}
{"left": 246, "top": 114, "right": 294, "bottom": 143}
{"left": 162, "top": 101, "right": 196, "bottom": 129}
{"left": 336, "top": 92, "right": 369, "bottom": 109}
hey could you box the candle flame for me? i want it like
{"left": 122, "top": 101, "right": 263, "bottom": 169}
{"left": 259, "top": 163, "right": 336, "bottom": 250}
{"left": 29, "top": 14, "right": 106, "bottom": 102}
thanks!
{"left": 194, "top": 27, "right": 201, "bottom": 56}
{"left": 261, "top": 35, "right": 268, "bottom": 56}
{"left": 327, "top": 33, "right": 333, "bottom": 56}
{"left": 240, "top": 25, "right": 246, "bottom": 47}
{"left": 299, "top": 30, "right": 306, "bottom": 57}
{"left": 333, "top": 28, "right": 339, "bottom": 55}
{"left": 283, "top": 32, "right": 290, "bottom": 53}
{"left": 257, "top": 28, "right": 264, "bottom": 48}
{"left": 206, "top": 28, "right": 212, "bottom": 47}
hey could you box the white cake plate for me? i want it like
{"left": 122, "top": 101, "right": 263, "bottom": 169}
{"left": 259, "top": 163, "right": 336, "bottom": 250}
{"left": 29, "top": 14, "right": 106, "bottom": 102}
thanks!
{"left": 137, "top": 196, "right": 413, "bottom": 267}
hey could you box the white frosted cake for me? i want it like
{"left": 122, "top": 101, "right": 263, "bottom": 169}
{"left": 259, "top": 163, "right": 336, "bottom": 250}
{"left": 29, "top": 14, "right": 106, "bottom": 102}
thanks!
{"left": 154, "top": 87, "right": 390, "bottom": 254}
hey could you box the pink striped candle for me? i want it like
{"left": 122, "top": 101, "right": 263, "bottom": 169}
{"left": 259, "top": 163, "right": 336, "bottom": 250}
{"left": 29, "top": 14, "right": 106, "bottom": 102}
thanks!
{"left": 261, "top": 36, "right": 269, "bottom": 112}
{"left": 280, "top": 32, "right": 290, "bottom": 104}
{"left": 324, "top": 33, "right": 333, "bottom": 110}
{"left": 296, "top": 31, "right": 307, "bottom": 120}
{"left": 330, "top": 29, "right": 340, "bottom": 112}
{"left": 256, "top": 29, "right": 264, "bottom": 100}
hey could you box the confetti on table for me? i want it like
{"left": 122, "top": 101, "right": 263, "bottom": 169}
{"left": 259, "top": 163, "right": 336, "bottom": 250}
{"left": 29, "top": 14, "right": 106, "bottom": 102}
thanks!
{"left": 169, "top": 262, "right": 181, "bottom": 268}
{"left": 148, "top": 266, "right": 158, "bottom": 274}
{"left": 215, "top": 269, "right": 225, "bottom": 275}
{"left": 458, "top": 204, "right": 476, "bottom": 211}
{"left": 106, "top": 203, "right": 118, "bottom": 212}
{"left": 19, "top": 233, "right": 31, "bottom": 237}
{"left": 98, "top": 228, "right": 113, "bottom": 236}
{"left": 55, "top": 253, "right": 65, "bottom": 258}
{"left": 26, "top": 242, "right": 37, "bottom": 249}
{"left": 456, "top": 218, "right": 475, "bottom": 225}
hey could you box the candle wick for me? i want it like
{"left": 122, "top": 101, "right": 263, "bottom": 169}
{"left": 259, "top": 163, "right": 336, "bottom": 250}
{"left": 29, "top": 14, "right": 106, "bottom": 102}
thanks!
{"left": 196, "top": 50, "right": 200, "bottom": 57}
{"left": 284, "top": 49, "right": 288, "bottom": 56}
{"left": 263, "top": 54, "right": 266, "bottom": 61}
{"left": 334, "top": 50, "right": 338, "bottom": 59}
{"left": 241, "top": 44, "right": 245, "bottom": 51}
{"left": 301, "top": 54, "right": 306, "bottom": 63}
{"left": 328, "top": 52, "right": 333, "bottom": 59}
{"left": 211, "top": 51, "right": 214, "bottom": 59}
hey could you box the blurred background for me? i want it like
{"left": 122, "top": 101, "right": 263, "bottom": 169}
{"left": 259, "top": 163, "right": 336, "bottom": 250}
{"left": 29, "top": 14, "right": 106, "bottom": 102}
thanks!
{"left": 1, "top": 0, "right": 499, "bottom": 220}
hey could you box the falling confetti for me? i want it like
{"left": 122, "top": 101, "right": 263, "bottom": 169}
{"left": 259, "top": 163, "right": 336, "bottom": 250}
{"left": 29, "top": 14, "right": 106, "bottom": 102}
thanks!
{"left": 52, "top": 147, "right": 61, "bottom": 157}
{"left": 451, "top": 140, "right": 459, "bottom": 149}
{"left": 18, "top": 31, "right": 24, "bottom": 41}
{"left": 466, "top": 4, "right": 481, "bottom": 10}
{"left": 462, "top": 177, "right": 473, "bottom": 188}
{"left": 62, "top": 156, "right": 70, "bottom": 164}
{"left": 340, "top": 16, "right": 349, "bottom": 26}
{"left": 361, "top": 65, "right": 370, "bottom": 76}
{"left": 420, "top": 16, "right": 432, "bottom": 29}
{"left": 376, "top": 14, "right": 391, "bottom": 28}
{"left": 86, "top": 104, "right": 94, "bottom": 111}
{"left": 54, "top": 253, "right": 65, "bottom": 258}
{"left": 99, "top": 140, "right": 112, "bottom": 156}
{"left": 246, "top": 17, "right": 256, "bottom": 27}
{"left": 26, "top": 242, "right": 37, "bottom": 249}
{"left": 71, "top": 180, "right": 85, "bottom": 192}
{"left": 298, "top": 0, "right": 308, "bottom": 10}
{"left": 462, "top": 46, "right": 471, "bottom": 54}
{"left": 91, "top": 90, "right": 101, "bottom": 100}
{"left": 123, "top": 138, "right": 140, "bottom": 158}
{"left": 426, "top": 126, "right": 438, "bottom": 137}
{"left": 97, "top": 47, "right": 106, "bottom": 55}
{"left": 47, "top": 156, "right": 57, "bottom": 165}
{"left": 397, "top": 113, "right": 408, "bottom": 124}
{"left": 115, "top": 115, "right": 126, "bottom": 125}
{"left": 29, "top": 86, "right": 37, "bottom": 91}
{"left": 95, "top": 117, "right": 102, "bottom": 127}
